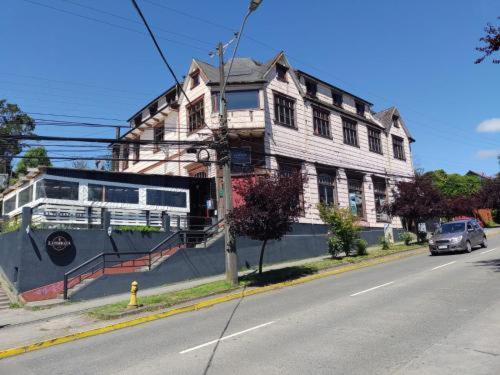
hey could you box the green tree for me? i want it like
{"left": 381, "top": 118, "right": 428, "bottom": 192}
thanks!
{"left": 424, "top": 170, "right": 482, "bottom": 197}
{"left": 0, "top": 99, "right": 35, "bottom": 174}
{"left": 318, "top": 204, "right": 361, "bottom": 258}
{"left": 15, "top": 147, "right": 52, "bottom": 175}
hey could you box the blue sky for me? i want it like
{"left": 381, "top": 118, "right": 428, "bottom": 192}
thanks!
{"left": 2, "top": 0, "right": 499, "bottom": 175}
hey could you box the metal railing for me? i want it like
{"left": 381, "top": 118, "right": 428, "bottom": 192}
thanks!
{"left": 63, "top": 230, "right": 181, "bottom": 299}
{"left": 62, "top": 219, "right": 225, "bottom": 299}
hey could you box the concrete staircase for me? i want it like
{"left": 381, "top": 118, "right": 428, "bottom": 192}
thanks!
{"left": 0, "top": 285, "right": 11, "bottom": 310}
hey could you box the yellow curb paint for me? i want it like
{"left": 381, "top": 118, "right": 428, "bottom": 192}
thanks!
{"left": 0, "top": 247, "right": 426, "bottom": 360}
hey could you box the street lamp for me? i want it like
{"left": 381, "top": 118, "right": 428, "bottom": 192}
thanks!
{"left": 218, "top": 0, "right": 263, "bottom": 286}
{"left": 249, "top": 0, "right": 263, "bottom": 12}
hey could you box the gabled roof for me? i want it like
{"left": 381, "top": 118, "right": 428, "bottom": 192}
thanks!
{"left": 374, "top": 106, "right": 415, "bottom": 142}
{"left": 193, "top": 57, "right": 271, "bottom": 85}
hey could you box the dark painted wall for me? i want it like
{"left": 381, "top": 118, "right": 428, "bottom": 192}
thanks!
{"left": 0, "top": 230, "right": 23, "bottom": 284}
{"left": 0, "top": 209, "right": 173, "bottom": 293}
{"left": 72, "top": 223, "right": 390, "bottom": 300}
{"left": 0, "top": 210, "right": 404, "bottom": 299}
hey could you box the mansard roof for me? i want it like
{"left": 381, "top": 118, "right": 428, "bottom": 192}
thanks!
{"left": 374, "top": 107, "right": 415, "bottom": 142}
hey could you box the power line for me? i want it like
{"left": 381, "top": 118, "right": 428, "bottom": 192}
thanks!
{"left": 2, "top": 134, "right": 209, "bottom": 146}
{"left": 21, "top": 0, "right": 208, "bottom": 52}
{"left": 27, "top": 112, "right": 127, "bottom": 122}
{"left": 59, "top": 0, "right": 214, "bottom": 47}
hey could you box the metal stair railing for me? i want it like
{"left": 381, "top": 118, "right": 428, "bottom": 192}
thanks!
{"left": 62, "top": 220, "right": 225, "bottom": 299}
{"left": 63, "top": 231, "right": 181, "bottom": 299}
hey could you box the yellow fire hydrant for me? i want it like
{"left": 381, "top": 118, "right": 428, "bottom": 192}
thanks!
{"left": 127, "top": 281, "right": 139, "bottom": 309}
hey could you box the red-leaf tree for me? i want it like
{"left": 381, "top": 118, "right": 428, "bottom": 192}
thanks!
{"left": 386, "top": 174, "right": 444, "bottom": 232}
{"left": 228, "top": 172, "right": 305, "bottom": 274}
{"left": 477, "top": 175, "right": 500, "bottom": 209}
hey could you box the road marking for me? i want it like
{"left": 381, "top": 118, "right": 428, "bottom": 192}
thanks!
{"left": 350, "top": 281, "right": 395, "bottom": 297}
{"left": 481, "top": 248, "right": 497, "bottom": 254}
{"left": 180, "top": 321, "right": 276, "bottom": 354}
{"left": 431, "top": 261, "right": 456, "bottom": 271}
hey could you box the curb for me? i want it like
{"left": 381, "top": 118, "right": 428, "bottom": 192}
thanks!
{"left": 0, "top": 247, "right": 427, "bottom": 360}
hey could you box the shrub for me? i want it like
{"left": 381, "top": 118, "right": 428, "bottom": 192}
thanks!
{"left": 318, "top": 204, "right": 361, "bottom": 258}
{"left": 417, "top": 231, "right": 428, "bottom": 243}
{"left": 379, "top": 236, "right": 390, "bottom": 250}
{"left": 0, "top": 216, "right": 21, "bottom": 234}
{"left": 485, "top": 221, "right": 498, "bottom": 228}
{"left": 114, "top": 225, "right": 161, "bottom": 233}
{"left": 399, "top": 231, "right": 416, "bottom": 246}
{"left": 356, "top": 239, "right": 368, "bottom": 256}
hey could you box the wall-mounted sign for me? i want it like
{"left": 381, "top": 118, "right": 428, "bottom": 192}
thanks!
{"left": 46, "top": 231, "right": 74, "bottom": 256}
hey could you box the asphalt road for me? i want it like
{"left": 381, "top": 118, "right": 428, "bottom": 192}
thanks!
{"left": 2, "top": 235, "right": 500, "bottom": 375}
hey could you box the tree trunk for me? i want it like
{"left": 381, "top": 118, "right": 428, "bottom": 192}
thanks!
{"left": 258, "top": 239, "right": 268, "bottom": 275}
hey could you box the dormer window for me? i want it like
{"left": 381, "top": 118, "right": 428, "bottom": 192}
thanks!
{"left": 148, "top": 102, "right": 158, "bottom": 117}
{"left": 276, "top": 63, "right": 288, "bottom": 82}
{"left": 355, "top": 101, "right": 365, "bottom": 117}
{"left": 392, "top": 115, "right": 400, "bottom": 128}
{"left": 332, "top": 90, "right": 343, "bottom": 107}
{"left": 190, "top": 70, "right": 200, "bottom": 88}
{"left": 305, "top": 79, "right": 317, "bottom": 97}
{"left": 134, "top": 115, "right": 142, "bottom": 127}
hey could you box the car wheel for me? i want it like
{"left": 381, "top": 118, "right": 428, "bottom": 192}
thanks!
{"left": 430, "top": 251, "right": 437, "bottom": 256}
{"left": 481, "top": 237, "right": 488, "bottom": 248}
{"left": 466, "top": 241, "right": 472, "bottom": 253}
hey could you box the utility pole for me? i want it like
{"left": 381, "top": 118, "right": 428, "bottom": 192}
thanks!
{"left": 217, "top": 42, "right": 238, "bottom": 286}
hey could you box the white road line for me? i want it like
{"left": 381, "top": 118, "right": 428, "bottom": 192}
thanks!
{"left": 431, "top": 261, "right": 456, "bottom": 271}
{"left": 350, "top": 281, "right": 395, "bottom": 297}
{"left": 480, "top": 248, "right": 497, "bottom": 255}
{"left": 180, "top": 321, "right": 276, "bottom": 354}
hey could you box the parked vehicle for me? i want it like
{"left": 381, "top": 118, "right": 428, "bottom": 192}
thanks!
{"left": 429, "top": 220, "right": 487, "bottom": 255}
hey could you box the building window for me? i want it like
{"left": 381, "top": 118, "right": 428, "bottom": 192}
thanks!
{"left": 132, "top": 143, "right": 140, "bottom": 164}
{"left": 392, "top": 115, "right": 400, "bottom": 128}
{"left": 317, "top": 172, "right": 336, "bottom": 205}
{"left": 111, "top": 145, "right": 120, "bottom": 171}
{"left": 278, "top": 160, "right": 304, "bottom": 214}
{"left": 3, "top": 195, "right": 16, "bottom": 214}
{"left": 276, "top": 63, "right": 288, "bottom": 81}
{"left": 190, "top": 70, "right": 200, "bottom": 88}
{"left": 305, "top": 79, "right": 317, "bottom": 97}
{"left": 146, "top": 189, "right": 187, "bottom": 208}
{"left": 122, "top": 144, "right": 129, "bottom": 170}
{"left": 342, "top": 118, "right": 359, "bottom": 147}
{"left": 187, "top": 164, "right": 208, "bottom": 178}
{"left": 373, "top": 179, "right": 389, "bottom": 222}
{"left": 18, "top": 185, "right": 33, "bottom": 207}
{"left": 312, "top": 106, "right": 331, "bottom": 138}
{"left": 355, "top": 101, "right": 365, "bottom": 117}
{"left": 153, "top": 125, "right": 164, "bottom": 152}
{"left": 187, "top": 97, "right": 205, "bottom": 133}
{"left": 392, "top": 136, "right": 406, "bottom": 160}
{"left": 212, "top": 90, "right": 259, "bottom": 111}
{"left": 274, "top": 93, "right": 295, "bottom": 128}
{"left": 88, "top": 184, "right": 139, "bottom": 204}
{"left": 165, "top": 91, "right": 176, "bottom": 105}
{"left": 134, "top": 115, "right": 142, "bottom": 127}
{"left": 368, "top": 128, "right": 382, "bottom": 154}
{"left": 332, "top": 91, "right": 343, "bottom": 107}
{"left": 231, "top": 147, "right": 252, "bottom": 173}
{"left": 36, "top": 179, "right": 79, "bottom": 200}
{"left": 348, "top": 178, "right": 364, "bottom": 218}
{"left": 193, "top": 171, "right": 207, "bottom": 178}
{"left": 148, "top": 102, "right": 158, "bottom": 117}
